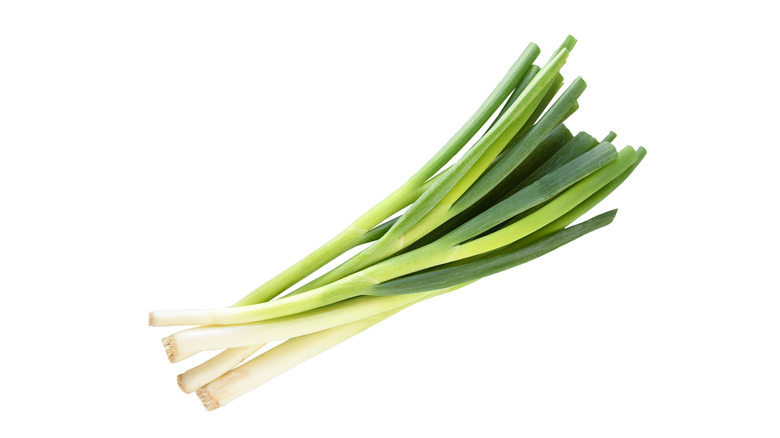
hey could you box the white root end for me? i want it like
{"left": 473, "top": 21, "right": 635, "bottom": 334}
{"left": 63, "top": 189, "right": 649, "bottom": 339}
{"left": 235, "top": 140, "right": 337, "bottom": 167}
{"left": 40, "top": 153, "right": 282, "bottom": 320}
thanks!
{"left": 193, "top": 317, "right": 385, "bottom": 409}
{"left": 176, "top": 374, "right": 186, "bottom": 392}
{"left": 188, "top": 304, "right": 421, "bottom": 410}
{"left": 196, "top": 388, "right": 220, "bottom": 411}
{"left": 161, "top": 336, "right": 177, "bottom": 363}
{"left": 177, "top": 345, "right": 264, "bottom": 394}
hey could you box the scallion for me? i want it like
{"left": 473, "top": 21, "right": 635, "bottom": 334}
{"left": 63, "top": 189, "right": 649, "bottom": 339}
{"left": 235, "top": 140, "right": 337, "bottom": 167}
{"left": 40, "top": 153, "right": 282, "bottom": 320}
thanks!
{"left": 149, "top": 36, "right": 647, "bottom": 411}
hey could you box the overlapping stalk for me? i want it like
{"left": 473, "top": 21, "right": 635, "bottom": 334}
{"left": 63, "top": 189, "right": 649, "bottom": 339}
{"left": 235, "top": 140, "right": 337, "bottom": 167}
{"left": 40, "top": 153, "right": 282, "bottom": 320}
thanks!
{"left": 233, "top": 42, "right": 542, "bottom": 307}
{"left": 149, "top": 36, "right": 647, "bottom": 410}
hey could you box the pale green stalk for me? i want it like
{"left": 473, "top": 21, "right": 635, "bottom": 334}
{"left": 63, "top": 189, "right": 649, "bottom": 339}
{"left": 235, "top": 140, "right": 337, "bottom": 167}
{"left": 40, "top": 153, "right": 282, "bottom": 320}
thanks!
{"left": 291, "top": 48, "right": 572, "bottom": 295}
{"left": 194, "top": 166, "right": 636, "bottom": 409}
{"left": 150, "top": 143, "right": 631, "bottom": 327}
{"left": 234, "top": 43, "right": 540, "bottom": 306}
{"left": 195, "top": 294, "right": 444, "bottom": 411}
{"left": 171, "top": 204, "right": 623, "bottom": 364}
{"left": 176, "top": 161, "right": 452, "bottom": 385}
{"left": 164, "top": 288, "right": 454, "bottom": 362}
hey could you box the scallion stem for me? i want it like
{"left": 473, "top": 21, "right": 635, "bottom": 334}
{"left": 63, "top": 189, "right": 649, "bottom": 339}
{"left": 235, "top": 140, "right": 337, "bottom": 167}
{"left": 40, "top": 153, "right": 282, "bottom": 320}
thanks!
{"left": 149, "top": 37, "right": 648, "bottom": 411}
{"left": 234, "top": 43, "right": 541, "bottom": 306}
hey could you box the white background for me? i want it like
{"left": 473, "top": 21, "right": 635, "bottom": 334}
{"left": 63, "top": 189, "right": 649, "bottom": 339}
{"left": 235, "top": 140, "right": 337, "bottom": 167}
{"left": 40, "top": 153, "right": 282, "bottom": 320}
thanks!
{"left": 1, "top": 1, "right": 778, "bottom": 436}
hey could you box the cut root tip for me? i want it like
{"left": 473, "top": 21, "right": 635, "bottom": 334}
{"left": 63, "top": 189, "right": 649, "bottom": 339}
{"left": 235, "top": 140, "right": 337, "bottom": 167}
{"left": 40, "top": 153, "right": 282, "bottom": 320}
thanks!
{"left": 161, "top": 336, "right": 177, "bottom": 363}
{"left": 196, "top": 388, "right": 220, "bottom": 411}
{"left": 176, "top": 374, "right": 188, "bottom": 393}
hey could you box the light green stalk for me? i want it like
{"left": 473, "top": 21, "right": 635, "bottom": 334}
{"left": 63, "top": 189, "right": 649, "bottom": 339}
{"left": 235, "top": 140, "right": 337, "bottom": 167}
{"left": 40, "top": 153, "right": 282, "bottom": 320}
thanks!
{"left": 150, "top": 144, "right": 634, "bottom": 327}
{"left": 169, "top": 206, "right": 621, "bottom": 363}
{"left": 234, "top": 43, "right": 540, "bottom": 306}
{"left": 195, "top": 293, "right": 446, "bottom": 411}
{"left": 291, "top": 48, "right": 572, "bottom": 295}
{"left": 164, "top": 287, "right": 456, "bottom": 362}
{"left": 195, "top": 147, "right": 642, "bottom": 409}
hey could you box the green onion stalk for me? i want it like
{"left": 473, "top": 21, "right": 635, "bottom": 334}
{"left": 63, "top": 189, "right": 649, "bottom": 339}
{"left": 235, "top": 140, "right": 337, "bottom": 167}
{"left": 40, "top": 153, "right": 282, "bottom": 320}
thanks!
{"left": 198, "top": 144, "right": 644, "bottom": 411}
{"left": 148, "top": 36, "right": 648, "bottom": 411}
{"left": 168, "top": 39, "right": 570, "bottom": 394}
{"left": 233, "top": 42, "right": 544, "bottom": 307}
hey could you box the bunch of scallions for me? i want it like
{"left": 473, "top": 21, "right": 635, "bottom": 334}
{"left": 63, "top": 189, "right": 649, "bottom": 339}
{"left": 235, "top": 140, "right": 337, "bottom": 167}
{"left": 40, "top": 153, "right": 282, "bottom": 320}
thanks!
{"left": 149, "top": 36, "right": 646, "bottom": 411}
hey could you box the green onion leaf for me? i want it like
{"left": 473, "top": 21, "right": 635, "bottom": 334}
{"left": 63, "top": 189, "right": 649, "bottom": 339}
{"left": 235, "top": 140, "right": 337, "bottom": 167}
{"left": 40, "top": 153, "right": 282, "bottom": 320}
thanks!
{"left": 368, "top": 209, "right": 616, "bottom": 296}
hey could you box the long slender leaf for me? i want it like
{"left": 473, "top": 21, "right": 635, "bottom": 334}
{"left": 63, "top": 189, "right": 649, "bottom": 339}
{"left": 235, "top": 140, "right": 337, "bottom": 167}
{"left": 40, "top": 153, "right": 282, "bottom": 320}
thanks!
{"left": 507, "top": 130, "right": 600, "bottom": 198}
{"left": 368, "top": 209, "right": 616, "bottom": 296}
{"left": 454, "top": 77, "right": 587, "bottom": 212}
{"left": 385, "top": 49, "right": 571, "bottom": 240}
{"left": 401, "top": 124, "right": 575, "bottom": 253}
{"left": 442, "top": 142, "right": 617, "bottom": 245}
{"left": 290, "top": 49, "right": 572, "bottom": 295}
